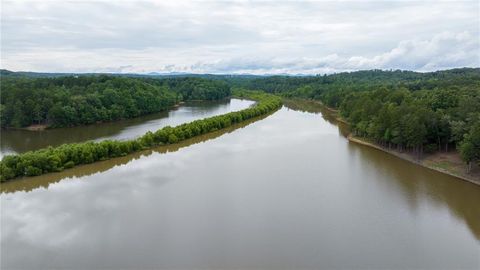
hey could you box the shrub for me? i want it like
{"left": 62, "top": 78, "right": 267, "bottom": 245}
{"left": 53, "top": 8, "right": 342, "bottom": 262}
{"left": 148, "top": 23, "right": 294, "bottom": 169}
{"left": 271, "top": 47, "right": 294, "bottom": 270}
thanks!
{"left": 0, "top": 90, "right": 282, "bottom": 181}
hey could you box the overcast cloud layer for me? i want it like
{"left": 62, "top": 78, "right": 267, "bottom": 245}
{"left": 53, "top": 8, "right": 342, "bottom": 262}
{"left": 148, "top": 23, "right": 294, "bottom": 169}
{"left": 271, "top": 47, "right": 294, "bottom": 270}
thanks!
{"left": 1, "top": 0, "right": 479, "bottom": 74}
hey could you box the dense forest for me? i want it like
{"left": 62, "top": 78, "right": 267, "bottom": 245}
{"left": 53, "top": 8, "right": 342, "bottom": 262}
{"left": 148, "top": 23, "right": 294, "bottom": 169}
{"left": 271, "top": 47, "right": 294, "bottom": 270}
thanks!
{"left": 226, "top": 68, "right": 480, "bottom": 170}
{"left": 1, "top": 68, "right": 479, "bottom": 174}
{"left": 0, "top": 76, "right": 230, "bottom": 128}
{"left": 0, "top": 90, "right": 282, "bottom": 181}
{"left": 152, "top": 77, "right": 231, "bottom": 101}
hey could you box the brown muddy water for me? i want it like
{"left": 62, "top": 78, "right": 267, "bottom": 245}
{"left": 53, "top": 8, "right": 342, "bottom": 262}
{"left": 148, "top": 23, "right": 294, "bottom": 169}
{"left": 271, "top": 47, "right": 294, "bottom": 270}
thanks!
{"left": 1, "top": 101, "right": 479, "bottom": 269}
{"left": 0, "top": 99, "right": 255, "bottom": 157}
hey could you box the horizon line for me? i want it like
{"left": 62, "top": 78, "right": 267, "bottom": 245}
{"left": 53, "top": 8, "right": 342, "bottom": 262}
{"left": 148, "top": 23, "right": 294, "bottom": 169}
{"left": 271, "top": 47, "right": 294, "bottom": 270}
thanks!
{"left": 1, "top": 66, "right": 479, "bottom": 77}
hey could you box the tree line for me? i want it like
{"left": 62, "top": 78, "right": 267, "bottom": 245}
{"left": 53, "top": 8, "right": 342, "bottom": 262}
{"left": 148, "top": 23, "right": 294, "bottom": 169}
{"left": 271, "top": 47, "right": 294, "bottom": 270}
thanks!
{"left": 225, "top": 68, "right": 480, "bottom": 170}
{"left": 337, "top": 87, "right": 480, "bottom": 170}
{"left": 1, "top": 68, "right": 478, "bottom": 172}
{"left": 0, "top": 76, "right": 230, "bottom": 128}
{"left": 151, "top": 77, "right": 231, "bottom": 101}
{"left": 0, "top": 90, "right": 282, "bottom": 181}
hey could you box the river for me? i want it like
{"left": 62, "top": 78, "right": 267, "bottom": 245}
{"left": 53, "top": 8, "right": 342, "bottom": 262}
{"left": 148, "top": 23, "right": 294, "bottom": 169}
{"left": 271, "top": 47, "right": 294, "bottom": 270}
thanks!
{"left": 0, "top": 98, "right": 255, "bottom": 157}
{"left": 1, "top": 101, "right": 479, "bottom": 269}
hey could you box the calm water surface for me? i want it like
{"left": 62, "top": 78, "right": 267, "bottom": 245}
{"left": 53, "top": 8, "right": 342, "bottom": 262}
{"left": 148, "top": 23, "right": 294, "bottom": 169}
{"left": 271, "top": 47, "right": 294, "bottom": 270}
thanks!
{"left": 0, "top": 99, "right": 254, "bottom": 157}
{"left": 1, "top": 103, "right": 479, "bottom": 269}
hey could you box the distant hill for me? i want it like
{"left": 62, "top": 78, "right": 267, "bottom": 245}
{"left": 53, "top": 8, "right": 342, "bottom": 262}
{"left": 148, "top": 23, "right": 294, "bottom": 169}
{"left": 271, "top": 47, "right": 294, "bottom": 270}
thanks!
{"left": 0, "top": 69, "right": 265, "bottom": 79}
{"left": 2, "top": 67, "right": 479, "bottom": 80}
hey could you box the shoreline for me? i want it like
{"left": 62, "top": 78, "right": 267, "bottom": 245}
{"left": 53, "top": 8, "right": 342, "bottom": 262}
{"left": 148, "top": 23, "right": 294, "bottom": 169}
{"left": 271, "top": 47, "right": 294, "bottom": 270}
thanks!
{"left": 0, "top": 111, "right": 275, "bottom": 193}
{"left": 286, "top": 98, "right": 480, "bottom": 186}
{"left": 325, "top": 106, "right": 480, "bottom": 185}
{"left": 0, "top": 91, "right": 282, "bottom": 182}
{"left": 2, "top": 101, "right": 189, "bottom": 132}
{"left": 347, "top": 135, "right": 480, "bottom": 186}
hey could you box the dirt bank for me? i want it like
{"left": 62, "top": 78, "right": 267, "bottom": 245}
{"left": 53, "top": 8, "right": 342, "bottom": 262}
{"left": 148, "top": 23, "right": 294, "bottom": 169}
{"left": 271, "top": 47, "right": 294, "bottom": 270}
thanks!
{"left": 348, "top": 135, "right": 480, "bottom": 186}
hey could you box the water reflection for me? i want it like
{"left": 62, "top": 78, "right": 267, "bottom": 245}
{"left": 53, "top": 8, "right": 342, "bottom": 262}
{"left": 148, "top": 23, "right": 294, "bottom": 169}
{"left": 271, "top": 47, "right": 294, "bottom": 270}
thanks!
{"left": 1, "top": 104, "right": 479, "bottom": 269}
{"left": 349, "top": 142, "right": 480, "bottom": 241}
{"left": 283, "top": 98, "right": 350, "bottom": 136}
{"left": 285, "top": 99, "right": 480, "bottom": 241}
{"left": 0, "top": 99, "right": 254, "bottom": 157}
{"left": 0, "top": 113, "right": 272, "bottom": 194}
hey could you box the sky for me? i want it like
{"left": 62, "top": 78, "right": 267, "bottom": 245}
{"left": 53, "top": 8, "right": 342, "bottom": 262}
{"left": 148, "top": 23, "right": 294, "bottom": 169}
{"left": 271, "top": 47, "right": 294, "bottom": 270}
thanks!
{"left": 1, "top": 0, "right": 479, "bottom": 74}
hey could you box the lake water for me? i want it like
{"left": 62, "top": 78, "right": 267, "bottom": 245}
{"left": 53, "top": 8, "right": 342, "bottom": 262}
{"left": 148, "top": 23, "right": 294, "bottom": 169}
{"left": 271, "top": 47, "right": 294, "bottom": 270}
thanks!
{"left": 1, "top": 101, "right": 479, "bottom": 269}
{"left": 0, "top": 99, "right": 255, "bottom": 157}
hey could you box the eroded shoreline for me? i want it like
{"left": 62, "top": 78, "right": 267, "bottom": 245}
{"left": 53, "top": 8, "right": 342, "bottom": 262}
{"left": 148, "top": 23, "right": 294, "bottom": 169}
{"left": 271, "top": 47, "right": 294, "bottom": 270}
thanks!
{"left": 348, "top": 135, "right": 480, "bottom": 186}
{"left": 284, "top": 98, "right": 480, "bottom": 185}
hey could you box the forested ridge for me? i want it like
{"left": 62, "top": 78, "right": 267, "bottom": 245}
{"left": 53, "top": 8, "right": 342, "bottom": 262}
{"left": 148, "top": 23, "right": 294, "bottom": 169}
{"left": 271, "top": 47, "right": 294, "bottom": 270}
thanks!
{"left": 0, "top": 75, "right": 230, "bottom": 128}
{"left": 0, "top": 90, "right": 282, "bottom": 181}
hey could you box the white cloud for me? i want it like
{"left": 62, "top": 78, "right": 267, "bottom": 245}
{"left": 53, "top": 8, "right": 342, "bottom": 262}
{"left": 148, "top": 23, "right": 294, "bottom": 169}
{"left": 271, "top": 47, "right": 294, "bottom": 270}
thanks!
{"left": 1, "top": 0, "right": 479, "bottom": 74}
{"left": 343, "top": 31, "right": 480, "bottom": 71}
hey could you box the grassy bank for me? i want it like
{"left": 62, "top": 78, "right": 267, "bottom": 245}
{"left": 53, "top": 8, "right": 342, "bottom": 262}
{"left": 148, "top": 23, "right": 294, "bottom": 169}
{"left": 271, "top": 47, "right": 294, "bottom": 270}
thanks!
{"left": 0, "top": 90, "right": 282, "bottom": 182}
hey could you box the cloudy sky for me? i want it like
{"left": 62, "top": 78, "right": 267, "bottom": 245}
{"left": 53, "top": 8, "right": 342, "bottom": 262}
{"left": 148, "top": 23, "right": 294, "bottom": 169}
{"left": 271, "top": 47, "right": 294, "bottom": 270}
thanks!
{"left": 1, "top": 0, "right": 479, "bottom": 74}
